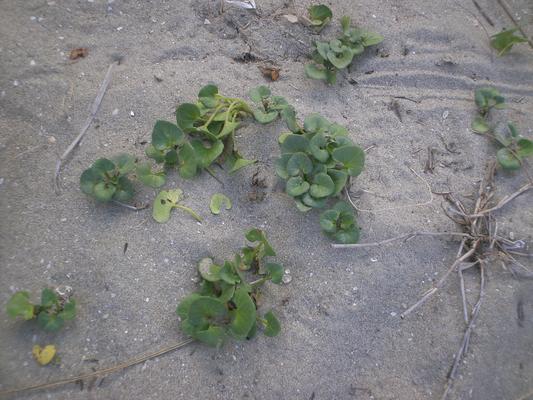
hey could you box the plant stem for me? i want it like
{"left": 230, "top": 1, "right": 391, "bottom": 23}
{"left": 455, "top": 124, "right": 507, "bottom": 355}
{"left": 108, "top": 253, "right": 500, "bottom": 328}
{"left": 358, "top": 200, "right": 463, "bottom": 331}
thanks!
{"left": 201, "top": 104, "right": 224, "bottom": 128}
{"left": 173, "top": 204, "right": 202, "bottom": 222}
{"left": 249, "top": 276, "right": 268, "bottom": 287}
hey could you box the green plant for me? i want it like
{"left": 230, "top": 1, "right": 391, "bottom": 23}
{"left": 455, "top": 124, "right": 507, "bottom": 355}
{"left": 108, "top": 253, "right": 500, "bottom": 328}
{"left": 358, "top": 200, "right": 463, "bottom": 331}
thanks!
{"left": 80, "top": 154, "right": 165, "bottom": 202}
{"left": 490, "top": 28, "right": 527, "bottom": 56}
{"left": 7, "top": 289, "right": 76, "bottom": 332}
{"left": 146, "top": 85, "right": 257, "bottom": 176}
{"left": 209, "top": 193, "right": 232, "bottom": 215}
{"left": 308, "top": 4, "right": 333, "bottom": 32}
{"left": 152, "top": 189, "right": 202, "bottom": 223}
{"left": 305, "top": 16, "right": 383, "bottom": 84}
{"left": 177, "top": 229, "right": 283, "bottom": 347}
{"left": 320, "top": 201, "right": 360, "bottom": 244}
{"left": 249, "top": 86, "right": 291, "bottom": 124}
{"left": 471, "top": 88, "right": 533, "bottom": 170}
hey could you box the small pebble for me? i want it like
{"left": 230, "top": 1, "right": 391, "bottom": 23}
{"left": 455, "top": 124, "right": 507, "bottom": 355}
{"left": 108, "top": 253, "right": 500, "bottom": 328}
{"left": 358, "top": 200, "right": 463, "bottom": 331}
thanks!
{"left": 112, "top": 108, "right": 119, "bottom": 116}
{"left": 117, "top": 26, "right": 123, "bottom": 31}
{"left": 130, "top": 111, "right": 135, "bottom": 117}
{"left": 442, "top": 110, "right": 449, "bottom": 119}
{"left": 30, "top": 60, "right": 36, "bottom": 66}
{"left": 204, "top": 18, "right": 211, "bottom": 25}
{"left": 282, "top": 273, "right": 292, "bottom": 284}
{"left": 509, "top": 231, "right": 515, "bottom": 240}
{"left": 13, "top": 80, "right": 19, "bottom": 86}
{"left": 47, "top": 136, "right": 56, "bottom": 144}
{"left": 390, "top": 312, "right": 397, "bottom": 317}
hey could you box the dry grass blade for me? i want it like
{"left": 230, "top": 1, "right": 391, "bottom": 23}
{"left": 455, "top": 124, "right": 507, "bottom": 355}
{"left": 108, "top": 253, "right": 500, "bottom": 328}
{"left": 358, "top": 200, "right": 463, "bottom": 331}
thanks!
{"left": 332, "top": 232, "right": 472, "bottom": 249}
{"left": 0, "top": 338, "right": 194, "bottom": 397}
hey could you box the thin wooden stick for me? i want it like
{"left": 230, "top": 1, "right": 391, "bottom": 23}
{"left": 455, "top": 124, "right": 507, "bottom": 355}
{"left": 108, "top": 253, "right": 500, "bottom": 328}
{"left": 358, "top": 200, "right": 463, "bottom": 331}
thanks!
{"left": 331, "top": 232, "right": 472, "bottom": 249}
{"left": 441, "top": 262, "right": 485, "bottom": 400}
{"left": 401, "top": 243, "right": 478, "bottom": 318}
{"left": 0, "top": 338, "right": 194, "bottom": 397}
{"left": 54, "top": 62, "right": 117, "bottom": 193}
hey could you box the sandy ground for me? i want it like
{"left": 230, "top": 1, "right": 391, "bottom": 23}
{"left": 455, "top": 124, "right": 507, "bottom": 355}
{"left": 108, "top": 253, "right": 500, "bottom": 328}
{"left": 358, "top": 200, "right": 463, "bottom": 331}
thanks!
{"left": 1, "top": 0, "right": 532, "bottom": 399}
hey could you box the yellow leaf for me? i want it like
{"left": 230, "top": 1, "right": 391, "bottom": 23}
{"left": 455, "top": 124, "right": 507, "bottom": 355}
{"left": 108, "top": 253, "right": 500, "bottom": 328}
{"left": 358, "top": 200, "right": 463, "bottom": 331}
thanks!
{"left": 32, "top": 345, "right": 56, "bottom": 365}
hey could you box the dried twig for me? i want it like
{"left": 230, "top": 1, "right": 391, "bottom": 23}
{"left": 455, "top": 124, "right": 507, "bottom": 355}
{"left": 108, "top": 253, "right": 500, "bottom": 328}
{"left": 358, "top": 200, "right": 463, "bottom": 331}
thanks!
{"left": 112, "top": 201, "right": 149, "bottom": 211}
{"left": 331, "top": 231, "right": 472, "bottom": 249}
{"left": 54, "top": 62, "right": 117, "bottom": 194}
{"left": 466, "top": 183, "right": 532, "bottom": 218}
{"left": 0, "top": 338, "right": 194, "bottom": 397}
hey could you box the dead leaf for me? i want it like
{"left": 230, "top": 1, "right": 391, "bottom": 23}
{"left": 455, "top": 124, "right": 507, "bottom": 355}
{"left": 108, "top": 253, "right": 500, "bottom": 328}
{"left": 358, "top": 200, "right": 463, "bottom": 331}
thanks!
{"left": 283, "top": 14, "right": 299, "bottom": 24}
{"left": 32, "top": 344, "right": 56, "bottom": 365}
{"left": 258, "top": 65, "right": 280, "bottom": 81}
{"left": 69, "top": 48, "right": 88, "bottom": 60}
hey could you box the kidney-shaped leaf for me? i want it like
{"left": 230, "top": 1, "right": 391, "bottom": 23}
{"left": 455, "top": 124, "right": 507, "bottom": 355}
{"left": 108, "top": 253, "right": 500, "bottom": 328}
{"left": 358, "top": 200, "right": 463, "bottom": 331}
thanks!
{"left": 210, "top": 193, "right": 232, "bottom": 215}
{"left": 176, "top": 103, "right": 202, "bottom": 132}
{"left": 152, "top": 189, "right": 183, "bottom": 223}
{"left": 136, "top": 163, "right": 166, "bottom": 188}
{"left": 332, "top": 145, "right": 365, "bottom": 176}
{"left": 286, "top": 176, "right": 310, "bottom": 197}
{"left": 152, "top": 120, "right": 185, "bottom": 151}
{"left": 229, "top": 288, "right": 256, "bottom": 340}
{"left": 263, "top": 310, "right": 281, "bottom": 337}
{"left": 309, "top": 172, "right": 335, "bottom": 198}
{"left": 287, "top": 152, "right": 313, "bottom": 176}
{"left": 7, "top": 291, "right": 34, "bottom": 320}
{"left": 188, "top": 296, "right": 228, "bottom": 329}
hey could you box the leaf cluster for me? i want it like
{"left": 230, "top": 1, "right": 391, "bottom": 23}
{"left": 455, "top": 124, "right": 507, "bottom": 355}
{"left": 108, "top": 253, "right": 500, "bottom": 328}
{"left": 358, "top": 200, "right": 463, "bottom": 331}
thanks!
{"left": 490, "top": 28, "right": 527, "bottom": 57}
{"left": 6, "top": 289, "right": 76, "bottom": 332}
{"left": 146, "top": 84, "right": 256, "bottom": 176}
{"left": 308, "top": 4, "right": 333, "bottom": 31}
{"left": 80, "top": 154, "right": 164, "bottom": 202}
{"left": 471, "top": 88, "right": 533, "bottom": 170}
{"left": 276, "top": 113, "right": 364, "bottom": 213}
{"left": 320, "top": 201, "right": 360, "bottom": 244}
{"left": 177, "top": 229, "right": 282, "bottom": 347}
{"left": 305, "top": 16, "right": 383, "bottom": 84}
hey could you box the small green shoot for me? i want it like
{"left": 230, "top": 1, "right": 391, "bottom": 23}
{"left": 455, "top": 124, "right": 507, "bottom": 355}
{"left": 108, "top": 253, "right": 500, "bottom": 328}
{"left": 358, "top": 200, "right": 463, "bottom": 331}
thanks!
{"left": 306, "top": 16, "right": 383, "bottom": 84}
{"left": 177, "top": 229, "right": 283, "bottom": 347}
{"left": 210, "top": 193, "right": 232, "bottom": 215}
{"left": 6, "top": 289, "right": 76, "bottom": 332}
{"left": 308, "top": 5, "right": 333, "bottom": 32}
{"left": 490, "top": 28, "right": 527, "bottom": 56}
{"left": 153, "top": 189, "right": 202, "bottom": 223}
{"left": 471, "top": 88, "right": 533, "bottom": 170}
{"left": 320, "top": 201, "right": 360, "bottom": 244}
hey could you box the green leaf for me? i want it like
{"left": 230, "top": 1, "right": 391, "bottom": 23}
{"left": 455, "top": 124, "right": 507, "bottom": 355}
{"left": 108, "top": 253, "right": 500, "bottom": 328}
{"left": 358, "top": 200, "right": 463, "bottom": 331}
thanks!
{"left": 309, "top": 5, "right": 332, "bottom": 23}
{"left": 176, "top": 103, "right": 201, "bottom": 132}
{"left": 497, "top": 148, "right": 521, "bottom": 170}
{"left": 508, "top": 123, "right": 519, "bottom": 138}
{"left": 253, "top": 109, "right": 279, "bottom": 124}
{"left": 92, "top": 158, "right": 116, "bottom": 176}
{"left": 275, "top": 154, "right": 291, "bottom": 180}
{"left": 193, "top": 325, "right": 226, "bottom": 347}
{"left": 145, "top": 144, "right": 166, "bottom": 163}
{"left": 327, "top": 48, "right": 354, "bottom": 69}
{"left": 113, "top": 176, "right": 135, "bottom": 202}
{"left": 328, "top": 169, "right": 349, "bottom": 196}
{"left": 281, "top": 106, "right": 300, "bottom": 133}
{"left": 320, "top": 209, "right": 340, "bottom": 232}
{"left": 229, "top": 288, "right": 256, "bottom": 340}
{"left": 332, "top": 145, "right": 365, "bottom": 176}
{"left": 210, "top": 193, "right": 232, "bottom": 215}
{"left": 37, "top": 313, "right": 64, "bottom": 332}
{"left": 309, "top": 133, "right": 329, "bottom": 162}
{"left": 197, "top": 258, "right": 222, "bottom": 282}
{"left": 517, "top": 138, "right": 533, "bottom": 158}
{"left": 265, "top": 263, "right": 284, "bottom": 284}
{"left": 309, "top": 172, "right": 335, "bottom": 198}
{"left": 287, "top": 152, "right": 313, "bottom": 176}
{"left": 490, "top": 28, "right": 527, "bottom": 56}
{"left": 226, "top": 152, "right": 256, "bottom": 173}
{"left": 178, "top": 142, "right": 198, "bottom": 178}
{"left": 188, "top": 296, "right": 228, "bottom": 328}
{"left": 263, "top": 311, "right": 281, "bottom": 337}
{"left": 286, "top": 176, "right": 310, "bottom": 197}
{"left": 58, "top": 300, "right": 76, "bottom": 320}
{"left": 301, "top": 192, "right": 327, "bottom": 208}
{"left": 217, "top": 120, "right": 240, "bottom": 139}
{"left": 361, "top": 31, "right": 384, "bottom": 46}
{"left": 281, "top": 134, "right": 310, "bottom": 154}
{"left": 335, "top": 227, "right": 360, "bottom": 244}
{"left": 190, "top": 139, "right": 224, "bottom": 169}
{"left": 471, "top": 116, "right": 490, "bottom": 133}
{"left": 41, "top": 288, "right": 58, "bottom": 308}
{"left": 220, "top": 261, "right": 240, "bottom": 285}
{"left": 176, "top": 293, "right": 203, "bottom": 320}
{"left": 249, "top": 86, "right": 271, "bottom": 103}
{"left": 304, "top": 114, "right": 330, "bottom": 134}
{"left": 295, "top": 198, "right": 313, "bottom": 212}
{"left": 152, "top": 189, "right": 183, "bottom": 223}
{"left": 80, "top": 168, "right": 99, "bottom": 195}
{"left": 152, "top": 120, "right": 185, "bottom": 150}
{"left": 112, "top": 153, "right": 136, "bottom": 174}
{"left": 340, "top": 15, "right": 351, "bottom": 34}
{"left": 6, "top": 291, "right": 34, "bottom": 320}
{"left": 136, "top": 163, "right": 166, "bottom": 188}
{"left": 198, "top": 84, "right": 219, "bottom": 108}
{"left": 93, "top": 181, "right": 116, "bottom": 202}
{"left": 305, "top": 64, "right": 329, "bottom": 81}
